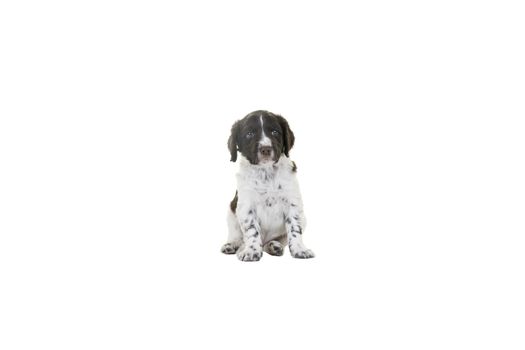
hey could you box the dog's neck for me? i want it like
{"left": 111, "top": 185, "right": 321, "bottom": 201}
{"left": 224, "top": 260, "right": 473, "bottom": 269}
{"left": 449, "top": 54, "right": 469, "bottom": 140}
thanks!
{"left": 238, "top": 155, "right": 289, "bottom": 182}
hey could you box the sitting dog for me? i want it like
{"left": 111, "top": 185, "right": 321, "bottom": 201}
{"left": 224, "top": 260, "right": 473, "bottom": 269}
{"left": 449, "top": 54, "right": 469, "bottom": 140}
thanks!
{"left": 221, "top": 110, "right": 315, "bottom": 261}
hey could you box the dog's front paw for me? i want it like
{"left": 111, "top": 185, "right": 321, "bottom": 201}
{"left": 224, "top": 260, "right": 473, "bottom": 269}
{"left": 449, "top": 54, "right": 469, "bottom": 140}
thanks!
{"left": 291, "top": 248, "right": 315, "bottom": 259}
{"left": 221, "top": 242, "right": 239, "bottom": 254}
{"left": 237, "top": 248, "right": 262, "bottom": 262}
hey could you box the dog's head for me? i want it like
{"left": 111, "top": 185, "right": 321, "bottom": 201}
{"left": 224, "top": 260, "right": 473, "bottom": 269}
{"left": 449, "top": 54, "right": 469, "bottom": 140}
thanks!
{"left": 228, "top": 110, "right": 295, "bottom": 165}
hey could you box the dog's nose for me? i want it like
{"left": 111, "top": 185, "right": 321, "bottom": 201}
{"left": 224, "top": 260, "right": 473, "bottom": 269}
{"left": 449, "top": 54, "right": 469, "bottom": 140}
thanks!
{"left": 259, "top": 146, "right": 272, "bottom": 156}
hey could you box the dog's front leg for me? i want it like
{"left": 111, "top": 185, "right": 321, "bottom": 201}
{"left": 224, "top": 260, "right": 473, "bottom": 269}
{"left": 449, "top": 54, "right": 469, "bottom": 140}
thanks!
{"left": 236, "top": 209, "right": 263, "bottom": 262}
{"left": 285, "top": 206, "right": 315, "bottom": 259}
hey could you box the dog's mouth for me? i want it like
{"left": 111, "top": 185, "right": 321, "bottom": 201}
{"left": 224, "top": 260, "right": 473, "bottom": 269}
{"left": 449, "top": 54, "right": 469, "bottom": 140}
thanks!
{"left": 257, "top": 155, "right": 274, "bottom": 165}
{"left": 259, "top": 152, "right": 279, "bottom": 165}
{"left": 257, "top": 155, "right": 283, "bottom": 166}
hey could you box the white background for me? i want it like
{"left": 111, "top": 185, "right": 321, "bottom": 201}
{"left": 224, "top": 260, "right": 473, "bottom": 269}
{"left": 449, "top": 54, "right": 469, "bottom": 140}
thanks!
{"left": 1, "top": 1, "right": 524, "bottom": 349}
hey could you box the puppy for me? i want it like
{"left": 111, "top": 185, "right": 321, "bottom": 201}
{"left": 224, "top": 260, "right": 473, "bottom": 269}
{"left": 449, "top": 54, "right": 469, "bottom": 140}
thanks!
{"left": 221, "top": 110, "right": 315, "bottom": 261}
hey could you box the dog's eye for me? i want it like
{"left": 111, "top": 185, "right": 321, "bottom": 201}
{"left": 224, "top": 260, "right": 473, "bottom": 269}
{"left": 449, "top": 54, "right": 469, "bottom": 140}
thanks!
{"left": 271, "top": 130, "right": 279, "bottom": 136}
{"left": 246, "top": 131, "right": 255, "bottom": 138}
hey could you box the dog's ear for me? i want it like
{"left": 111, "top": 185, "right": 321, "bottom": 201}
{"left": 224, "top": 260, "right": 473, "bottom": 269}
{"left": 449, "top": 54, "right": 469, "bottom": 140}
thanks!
{"left": 275, "top": 115, "right": 295, "bottom": 157}
{"left": 228, "top": 120, "right": 241, "bottom": 162}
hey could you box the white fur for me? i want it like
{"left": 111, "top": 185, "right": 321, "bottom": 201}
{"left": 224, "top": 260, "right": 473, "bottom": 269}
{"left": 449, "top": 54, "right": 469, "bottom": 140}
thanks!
{"left": 259, "top": 116, "right": 271, "bottom": 146}
{"left": 224, "top": 154, "right": 315, "bottom": 261}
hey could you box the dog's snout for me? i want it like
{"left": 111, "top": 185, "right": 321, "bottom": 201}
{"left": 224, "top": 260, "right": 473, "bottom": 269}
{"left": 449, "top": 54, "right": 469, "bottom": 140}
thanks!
{"left": 259, "top": 146, "right": 272, "bottom": 156}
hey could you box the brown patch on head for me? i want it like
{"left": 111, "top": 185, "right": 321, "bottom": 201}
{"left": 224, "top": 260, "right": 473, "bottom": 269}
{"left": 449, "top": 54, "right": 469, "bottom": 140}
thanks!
{"left": 273, "top": 114, "right": 295, "bottom": 157}
{"left": 230, "top": 191, "right": 238, "bottom": 213}
{"left": 227, "top": 112, "right": 261, "bottom": 164}
{"left": 227, "top": 121, "right": 241, "bottom": 162}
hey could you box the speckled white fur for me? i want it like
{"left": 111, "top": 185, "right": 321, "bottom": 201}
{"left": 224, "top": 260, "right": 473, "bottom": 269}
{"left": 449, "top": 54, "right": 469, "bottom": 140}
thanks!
{"left": 224, "top": 154, "right": 315, "bottom": 261}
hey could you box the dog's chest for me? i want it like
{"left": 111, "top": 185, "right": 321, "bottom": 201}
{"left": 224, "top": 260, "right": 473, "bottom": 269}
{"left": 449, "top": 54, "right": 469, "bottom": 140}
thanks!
{"left": 244, "top": 168, "right": 294, "bottom": 233}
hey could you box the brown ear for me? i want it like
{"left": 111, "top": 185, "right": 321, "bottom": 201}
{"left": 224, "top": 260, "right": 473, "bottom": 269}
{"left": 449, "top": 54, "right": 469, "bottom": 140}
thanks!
{"left": 227, "top": 120, "right": 241, "bottom": 162}
{"left": 275, "top": 115, "right": 295, "bottom": 157}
